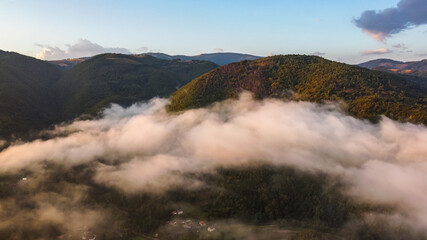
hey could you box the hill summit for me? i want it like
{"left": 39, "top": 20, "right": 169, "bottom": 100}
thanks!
{"left": 168, "top": 55, "right": 426, "bottom": 124}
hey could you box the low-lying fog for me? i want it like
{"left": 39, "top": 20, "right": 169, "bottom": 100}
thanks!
{"left": 1, "top": 92, "right": 426, "bottom": 238}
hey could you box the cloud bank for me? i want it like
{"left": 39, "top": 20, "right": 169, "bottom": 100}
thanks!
{"left": 354, "top": 0, "right": 427, "bottom": 41}
{"left": 0, "top": 93, "right": 427, "bottom": 234}
{"left": 36, "top": 39, "right": 131, "bottom": 60}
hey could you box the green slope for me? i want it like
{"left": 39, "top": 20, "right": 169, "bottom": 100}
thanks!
{"left": 57, "top": 53, "right": 218, "bottom": 119}
{"left": 0, "top": 50, "right": 63, "bottom": 138}
{"left": 168, "top": 55, "right": 427, "bottom": 124}
{"left": 0, "top": 51, "right": 218, "bottom": 138}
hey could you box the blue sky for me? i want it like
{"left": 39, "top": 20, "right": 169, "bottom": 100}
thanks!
{"left": 1, "top": 0, "right": 426, "bottom": 63}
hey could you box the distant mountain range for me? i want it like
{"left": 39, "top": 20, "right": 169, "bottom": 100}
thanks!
{"left": 48, "top": 52, "right": 261, "bottom": 69}
{"left": 358, "top": 58, "right": 427, "bottom": 87}
{"left": 358, "top": 58, "right": 427, "bottom": 72}
{"left": 143, "top": 52, "right": 261, "bottom": 65}
{"left": 48, "top": 57, "right": 88, "bottom": 69}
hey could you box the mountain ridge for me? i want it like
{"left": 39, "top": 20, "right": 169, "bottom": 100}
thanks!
{"left": 358, "top": 58, "right": 427, "bottom": 83}
{"left": 48, "top": 52, "right": 261, "bottom": 68}
{"left": 144, "top": 52, "right": 261, "bottom": 65}
{"left": 359, "top": 58, "right": 427, "bottom": 71}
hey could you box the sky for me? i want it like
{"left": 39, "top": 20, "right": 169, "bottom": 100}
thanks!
{"left": 0, "top": 0, "right": 426, "bottom": 64}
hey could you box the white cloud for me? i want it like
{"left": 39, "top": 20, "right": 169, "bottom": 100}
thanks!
{"left": 363, "top": 48, "right": 392, "bottom": 55}
{"left": 36, "top": 39, "right": 131, "bottom": 60}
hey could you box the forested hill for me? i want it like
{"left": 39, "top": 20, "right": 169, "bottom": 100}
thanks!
{"left": 0, "top": 51, "right": 218, "bottom": 139}
{"left": 0, "top": 50, "right": 63, "bottom": 137}
{"left": 168, "top": 55, "right": 427, "bottom": 124}
{"left": 56, "top": 53, "right": 218, "bottom": 120}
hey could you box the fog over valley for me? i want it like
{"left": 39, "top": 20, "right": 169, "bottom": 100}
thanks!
{"left": 1, "top": 93, "right": 426, "bottom": 239}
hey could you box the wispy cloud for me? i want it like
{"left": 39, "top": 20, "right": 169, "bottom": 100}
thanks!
{"left": 137, "top": 46, "right": 149, "bottom": 52}
{"left": 354, "top": 0, "right": 427, "bottom": 41}
{"left": 213, "top": 48, "right": 224, "bottom": 52}
{"left": 36, "top": 39, "right": 131, "bottom": 60}
{"left": 392, "top": 43, "right": 408, "bottom": 50}
{"left": 310, "top": 51, "right": 325, "bottom": 56}
{"left": 363, "top": 48, "right": 392, "bottom": 55}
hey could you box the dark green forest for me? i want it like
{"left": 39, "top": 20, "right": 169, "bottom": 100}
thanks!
{"left": 0, "top": 51, "right": 217, "bottom": 139}
{"left": 1, "top": 164, "right": 419, "bottom": 240}
{"left": 0, "top": 50, "right": 63, "bottom": 138}
{"left": 57, "top": 54, "right": 218, "bottom": 120}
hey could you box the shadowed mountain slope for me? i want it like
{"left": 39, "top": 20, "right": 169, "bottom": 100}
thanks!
{"left": 57, "top": 53, "right": 218, "bottom": 120}
{"left": 0, "top": 50, "right": 63, "bottom": 137}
